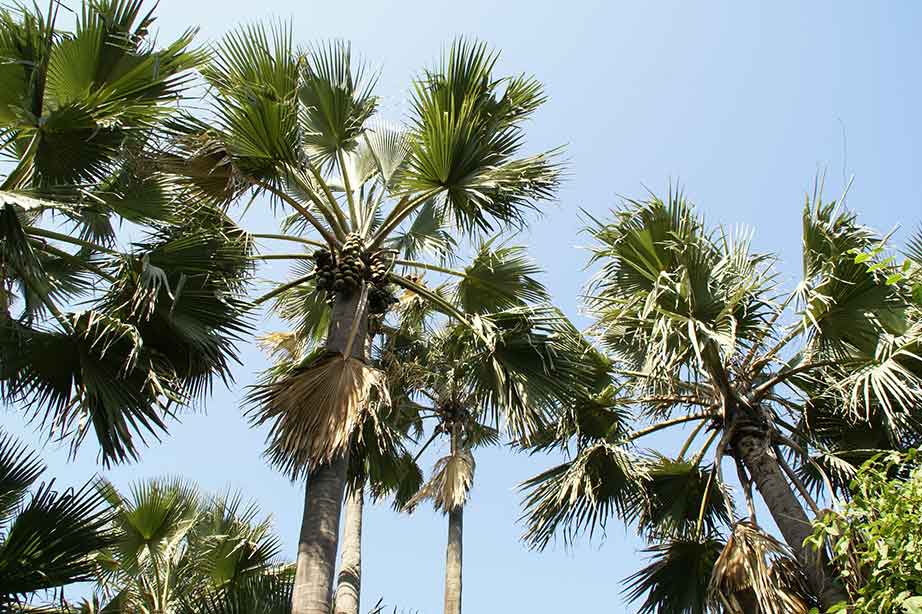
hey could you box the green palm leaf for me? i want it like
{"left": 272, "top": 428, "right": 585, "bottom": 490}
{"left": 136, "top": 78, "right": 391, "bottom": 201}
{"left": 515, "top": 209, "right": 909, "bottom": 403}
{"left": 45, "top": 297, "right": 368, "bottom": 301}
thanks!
{"left": 399, "top": 38, "right": 561, "bottom": 233}
{"left": 623, "top": 536, "right": 724, "bottom": 614}
{"left": 453, "top": 241, "right": 548, "bottom": 314}
{"left": 298, "top": 40, "right": 378, "bottom": 165}
{"left": 635, "top": 455, "right": 733, "bottom": 539}
{"left": 0, "top": 432, "right": 115, "bottom": 606}
{"left": 0, "top": 431, "right": 43, "bottom": 528}
{"left": 520, "top": 442, "right": 647, "bottom": 550}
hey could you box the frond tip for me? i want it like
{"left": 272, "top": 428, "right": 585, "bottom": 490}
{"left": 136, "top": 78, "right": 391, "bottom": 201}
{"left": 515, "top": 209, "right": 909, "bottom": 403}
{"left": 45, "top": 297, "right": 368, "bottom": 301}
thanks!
{"left": 247, "top": 352, "right": 388, "bottom": 477}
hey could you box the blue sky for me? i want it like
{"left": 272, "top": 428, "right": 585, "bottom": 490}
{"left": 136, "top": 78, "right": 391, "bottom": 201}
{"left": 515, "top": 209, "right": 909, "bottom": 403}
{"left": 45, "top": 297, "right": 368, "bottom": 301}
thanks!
{"left": 3, "top": 1, "right": 921, "bottom": 612}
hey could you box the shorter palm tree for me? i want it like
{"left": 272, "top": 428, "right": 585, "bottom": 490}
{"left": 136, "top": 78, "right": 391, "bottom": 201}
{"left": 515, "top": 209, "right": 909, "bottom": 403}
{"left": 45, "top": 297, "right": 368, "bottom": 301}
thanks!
{"left": 0, "top": 430, "right": 115, "bottom": 610}
{"left": 81, "top": 478, "right": 292, "bottom": 614}
{"left": 371, "top": 266, "right": 594, "bottom": 614}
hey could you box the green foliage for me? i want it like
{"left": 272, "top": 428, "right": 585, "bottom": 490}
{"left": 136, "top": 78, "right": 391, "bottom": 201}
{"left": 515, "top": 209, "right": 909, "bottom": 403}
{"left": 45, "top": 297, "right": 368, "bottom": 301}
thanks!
{"left": 623, "top": 536, "right": 725, "bottom": 614}
{"left": 520, "top": 184, "right": 922, "bottom": 612}
{"left": 85, "top": 478, "right": 291, "bottom": 614}
{"left": 809, "top": 450, "right": 922, "bottom": 614}
{"left": 0, "top": 1, "right": 255, "bottom": 466}
{"left": 0, "top": 430, "right": 115, "bottom": 610}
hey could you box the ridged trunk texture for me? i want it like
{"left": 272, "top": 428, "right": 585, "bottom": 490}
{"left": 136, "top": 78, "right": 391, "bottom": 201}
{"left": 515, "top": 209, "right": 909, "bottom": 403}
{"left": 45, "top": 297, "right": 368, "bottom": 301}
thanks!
{"left": 291, "top": 289, "right": 368, "bottom": 614}
{"left": 736, "top": 433, "right": 846, "bottom": 608}
{"left": 334, "top": 486, "right": 364, "bottom": 614}
{"left": 444, "top": 425, "right": 463, "bottom": 614}
{"left": 444, "top": 508, "right": 463, "bottom": 614}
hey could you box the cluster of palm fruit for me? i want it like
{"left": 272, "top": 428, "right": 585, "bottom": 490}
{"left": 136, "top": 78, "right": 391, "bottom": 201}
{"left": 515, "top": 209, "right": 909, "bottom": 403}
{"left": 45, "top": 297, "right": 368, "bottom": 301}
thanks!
{"left": 313, "top": 233, "right": 366, "bottom": 294}
{"left": 312, "top": 233, "right": 396, "bottom": 315}
{"left": 368, "top": 284, "right": 398, "bottom": 316}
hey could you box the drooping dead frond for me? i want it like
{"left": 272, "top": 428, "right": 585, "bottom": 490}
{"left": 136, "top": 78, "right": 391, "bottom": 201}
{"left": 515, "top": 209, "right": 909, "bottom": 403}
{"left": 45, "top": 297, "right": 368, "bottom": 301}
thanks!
{"left": 405, "top": 450, "right": 475, "bottom": 514}
{"left": 709, "top": 521, "right": 814, "bottom": 614}
{"left": 247, "top": 352, "right": 388, "bottom": 477}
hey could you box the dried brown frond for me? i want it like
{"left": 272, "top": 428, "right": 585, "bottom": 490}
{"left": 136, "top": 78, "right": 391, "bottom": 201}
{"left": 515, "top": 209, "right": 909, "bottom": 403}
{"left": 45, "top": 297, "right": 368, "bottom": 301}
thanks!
{"left": 248, "top": 352, "right": 388, "bottom": 477}
{"left": 709, "top": 521, "right": 814, "bottom": 614}
{"left": 405, "top": 450, "right": 475, "bottom": 514}
{"left": 256, "top": 331, "right": 302, "bottom": 362}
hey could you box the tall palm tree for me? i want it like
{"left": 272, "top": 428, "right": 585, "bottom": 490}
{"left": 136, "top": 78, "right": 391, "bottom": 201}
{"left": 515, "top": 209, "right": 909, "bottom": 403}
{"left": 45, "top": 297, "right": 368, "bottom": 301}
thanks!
{"left": 0, "top": 429, "right": 115, "bottom": 610}
{"left": 81, "top": 478, "right": 292, "bottom": 614}
{"left": 520, "top": 186, "right": 922, "bottom": 610}
{"left": 0, "top": 0, "right": 251, "bottom": 465}
{"left": 255, "top": 240, "right": 587, "bottom": 614}
{"left": 160, "top": 24, "right": 564, "bottom": 613}
{"left": 255, "top": 327, "right": 421, "bottom": 614}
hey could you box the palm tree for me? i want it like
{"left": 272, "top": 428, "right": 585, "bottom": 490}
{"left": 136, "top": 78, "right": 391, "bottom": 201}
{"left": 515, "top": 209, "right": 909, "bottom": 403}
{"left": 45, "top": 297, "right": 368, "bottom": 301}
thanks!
{"left": 520, "top": 186, "right": 922, "bottom": 610}
{"left": 254, "top": 235, "right": 589, "bottom": 614}
{"left": 159, "top": 24, "right": 564, "bottom": 613}
{"left": 0, "top": 429, "right": 115, "bottom": 610}
{"left": 80, "top": 478, "right": 292, "bottom": 614}
{"left": 255, "top": 328, "right": 421, "bottom": 614}
{"left": 0, "top": 0, "right": 251, "bottom": 465}
{"left": 354, "top": 252, "right": 594, "bottom": 614}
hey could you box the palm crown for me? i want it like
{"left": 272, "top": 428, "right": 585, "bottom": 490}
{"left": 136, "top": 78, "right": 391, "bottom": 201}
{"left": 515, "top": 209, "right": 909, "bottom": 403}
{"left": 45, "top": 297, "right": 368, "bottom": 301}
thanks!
{"left": 521, "top": 186, "right": 922, "bottom": 611}
{"left": 154, "top": 25, "right": 569, "bottom": 475}
{"left": 0, "top": 1, "right": 252, "bottom": 465}
{"left": 82, "top": 478, "right": 292, "bottom": 614}
{"left": 157, "top": 25, "right": 569, "bottom": 614}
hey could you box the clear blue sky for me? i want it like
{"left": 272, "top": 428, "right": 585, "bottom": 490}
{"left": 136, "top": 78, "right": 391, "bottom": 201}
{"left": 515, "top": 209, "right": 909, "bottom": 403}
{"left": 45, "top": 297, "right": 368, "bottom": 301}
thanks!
{"left": 3, "top": 1, "right": 921, "bottom": 612}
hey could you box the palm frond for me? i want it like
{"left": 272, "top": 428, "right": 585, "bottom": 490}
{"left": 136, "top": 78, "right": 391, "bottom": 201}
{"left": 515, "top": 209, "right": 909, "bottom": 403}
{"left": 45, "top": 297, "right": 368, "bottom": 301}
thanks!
{"left": 201, "top": 22, "right": 300, "bottom": 178}
{"left": 453, "top": 240, "right": 548, "bottom": 314}
{"left": 519, "top": 442, "right": 647, "bottom": 550}
{"left": 0, "top": 431, "right": 44, "bottom": 528}
{"left": 102, "top": 476, "right": 201, "bottom": 577}
{"left": 177, "top": 567, "right": 294, "bottom": 614}
{"left": 587, "top": 192, "right": 775, "bottom": 386}
{"left": 399, "top": 38, "right": 561, "bottom": 233}
{"left": 623, "top": 536, "right": 724, "bottom": 614}
{"left": 708, "top": 521, "right": 815, "bottom": 614}
{"left": 247, "top": 352, "right": 388, "bottom": 478}
{"left": 298, "top": 40, "right": 378, "bottom": 166}
{"left": 0, "top": 313, "right": 181, "bottom": 465}
{"left": 459, "top": 306, "right": 602, "bottom": 443}
{"left": 0, "top": 464, "right": 115, "bottom": 603}
{"left": 387, "top": 197, "right": 456, "bottom": 263}
{"left": 634, "top": 455, "right": 733, "bottom": 539}
{"left": 405, "top": 449, "right": 475, "bottom": 514}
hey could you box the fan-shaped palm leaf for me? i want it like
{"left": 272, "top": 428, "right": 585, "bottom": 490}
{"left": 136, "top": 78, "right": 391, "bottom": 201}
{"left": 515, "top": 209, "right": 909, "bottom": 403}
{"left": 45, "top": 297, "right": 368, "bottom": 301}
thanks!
{"left": 635, "top": 455, "right": 733, "bottom": 539}
{"left": 453, "top": 241, "right": 548, "bottom": 315}
{"left": 520, "top": 442, "right": 647, "bottom": 550}
{"left": 405, "top": 449, "right": 475, "bottom": 514}
{"left": 709, "top": 522, "right": 815, "bottom": 614}
{"left": 399, "top": 39, "right": 561, "bottom": 233}
{"left": 247, "top": 351, "right": 388, "bottom": 478}
{"left": 0, "top": 431, "right": 115, "bottom": 607}
{"left": 298, "top": 41, "right": 378, "bottom": 166}
{"left": 623, "top": 536, "right": 724, "bottom": 614}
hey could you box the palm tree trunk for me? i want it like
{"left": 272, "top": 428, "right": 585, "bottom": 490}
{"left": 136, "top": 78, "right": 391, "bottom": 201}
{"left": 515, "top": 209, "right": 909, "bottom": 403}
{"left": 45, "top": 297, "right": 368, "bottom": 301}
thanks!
{"left": 292, "top": 289, "right": 368, "bottom": 614}
{"left": 735, "top": 433, "right": 846, "bottom": 608}
{"left": 444, "top": 507, "right": 463, "bottom": 614}
{"left": 444, "top": 425, "right": 463, "bottom": 614}
{"left": 334, "top": 485, "right": 364, "bottom": 614}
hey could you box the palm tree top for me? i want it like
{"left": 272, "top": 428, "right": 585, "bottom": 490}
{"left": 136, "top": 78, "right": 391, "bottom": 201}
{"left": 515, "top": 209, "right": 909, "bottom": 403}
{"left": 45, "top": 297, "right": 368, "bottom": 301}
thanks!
{"left": 0, "top": 1, "right": 252, "bottom": 466}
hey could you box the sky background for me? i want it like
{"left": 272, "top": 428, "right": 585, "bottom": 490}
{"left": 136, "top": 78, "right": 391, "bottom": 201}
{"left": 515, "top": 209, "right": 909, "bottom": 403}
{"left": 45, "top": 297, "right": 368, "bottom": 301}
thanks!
{"left": 3, "top": 1, "right": 922, "bottom": 612}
